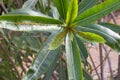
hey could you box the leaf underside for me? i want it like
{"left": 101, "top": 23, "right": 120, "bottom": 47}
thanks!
{"left": 66, "top": 34, "right": 83, "bottom": 80}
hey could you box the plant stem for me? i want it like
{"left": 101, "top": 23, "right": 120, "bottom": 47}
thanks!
{"left": 117, "top": 56, "right": 120, "bottom": 79}
{"left": 0, "top": 2, "right": 8, "bottom": 13}
{"left": 103, "top": 45, "right": 114, "bottom": 80}
{"left": 89, "top": 53, "right": 101, "bottom": 80}
{"left": 110, "top": 12, "right": 118, "bottom": 24}
{"left": 99, "top": 44, "right": 104, "bottom": 80}
{"left": 92, "top": 51, "right": 111, "bottom": 71}
{"left": 110, "top": 12, "right": 120, "bottom": 80}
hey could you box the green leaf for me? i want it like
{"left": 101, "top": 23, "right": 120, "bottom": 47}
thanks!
{"left": 65, "top": 34, "right": 83, "bottom": 80}
{"left": 58, "top": 59, "right": 67, "bottom": 80}
{"left": 0, "top": 9, "right": 63, "bottom": 31}
{"left": 39, "top": 0, "right": 46, "bottom": 13}
{"left": 53, "top": 0, "right": 69, "bottom": 20}
{"left": 75, "top": 35, "right": 88, "bottom": 64}
{"left": 8, "top": 9, "right": 46, "bottom": 16}
{"left": 99, "top": 22, "right": 120, "bottom": 33}
{"left": 0, "top": 9, "right": 63, "bottom": 24}
{"left": 68, "top": 30, "right": 74, "bottom": 41}
{"left": 49, "top": 29, "right": 67, "bottom": 50}
{"left": 78, "top": 0, "right": 99, "bottom": 15}
{"left": 22, "top": 0, "right": 38, "bottom": 9}
{"left": 51, "top": 6, "right": 60, "bottom": 19}
{"left": 83, "top": 69, "right": 92, "bottom": 80}
{"left": 0, "top": 15, "right": 63, "bottom": 24}
{"left": 66, "top": 0, "right": 78, "bottom": 26}
{"left": 23, "top": 32, "right": 60, "bottom": 80}
{"left": 0, "top": 21, "right": 61, "bottom": 32}
{"left": 43, "top": 50, "right": 60, "bottom": 80}
{"left": 75, "top": 0, "right": 120, "bottom": 25}
{"left": 76, "top": 24, "right": 120, "bottom": 52}
{"left": 23, "top": 34, "right": 41, "bottom": 52}
{"left": 77, "top": 31, "right": 106, "bottom": 43}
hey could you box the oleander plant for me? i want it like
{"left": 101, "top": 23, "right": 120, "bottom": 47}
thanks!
{"left": 0, "top": 0, "right": 120, "bottom": 80}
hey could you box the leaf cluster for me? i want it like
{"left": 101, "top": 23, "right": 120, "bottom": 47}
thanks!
{"left": 0, "top": 0, "right": 120, "bottom": 80}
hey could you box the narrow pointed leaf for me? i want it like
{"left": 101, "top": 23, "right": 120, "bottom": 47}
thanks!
{"left": 53, "top": 0, "right": 68, "bottom": 20}
{"left": 75, "top": 35, "right": 88, "bottom": 64}
{"left": 22, "top": 0, "right": 38, "bottom": 9}
{"left": 76, "top": 24, "right": 120, "bottom": 52}
{"left": 39, "top": 0, "right": 46, "bottom": 13}
{"left": 77, "top": 31, "right": 106, "bottom": 43}
{"left": 49, "top": 30, "right": 67, "bottom": 50}
{"left": 0, "top": 15, "right": 63, "bottom": 24}
{"left": 75, "top": 0, "right": 120, "bottom": 25}
{"left": 66, "top": 34, "right": 83, "bottom": 80}
{"left": 24, "top": 35, "right": 41, "bottom": 52}
{"left": 0, "top": 9, "right": 63, "bottom": 31}
{"left": 23, "top": 32, "right": 60, "bottom": 80}
{"left": 0, "top": 9, "right": 63, "bottom": 24}
{"left": 51, "top": 6, "right": 60, "bottom": 19}
{"left": 8, "top": 9, "right": 46, "bottom": 16}
{"left": 43, "top": 50, "right": 60, "bottom": 80}
{"left": 99, "top": 22, "right": 120, "bottom": 33}
{"left": 58, "top": 59, "right": 67, "bottom": 80}
{"left": 83, "top": 69, "right": 92, "bottom": 80}
{"left": 66, "top": 0, "right": 78, "bottom": 26}
{"left": 0, "top": 21, "right": 61, "bottom": 32}
{"left": 78, "top": 0, "right": 99, "bottom": 15}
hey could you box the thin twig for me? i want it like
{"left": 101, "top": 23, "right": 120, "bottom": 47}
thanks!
{"left": 110, "top": 12, "right": 118, "bottom": 24}
{"left": 92, "top": 50, "right": 111, "bottom": 71}
{"left": 0, "top": 2, "right": 8, "bottom": 13}
{"left": 0, "top": 44, "right": 21, "bottom": 80}
{"left": 89, "top": 53, "right": 101, "bottom": 80}
{"left": 102, "top": 45, "right": 114, "bottom": 80}
{"left": 110, "top": 12, "right": 120, "bottom": 80}
{"left": 99, "top": 44, "right": 104, "bottom": 80}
